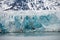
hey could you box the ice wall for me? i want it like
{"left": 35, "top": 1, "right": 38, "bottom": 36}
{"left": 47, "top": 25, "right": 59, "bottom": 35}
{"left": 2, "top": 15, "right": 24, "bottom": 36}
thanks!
{"left": 0, "top": 11, "right": 60, "bottom": 33}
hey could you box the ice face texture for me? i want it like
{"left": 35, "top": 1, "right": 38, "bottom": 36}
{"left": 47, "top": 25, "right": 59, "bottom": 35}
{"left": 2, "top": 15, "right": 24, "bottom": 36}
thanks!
{"left": 0, "top": 12, "right": 60, "bottom": 32}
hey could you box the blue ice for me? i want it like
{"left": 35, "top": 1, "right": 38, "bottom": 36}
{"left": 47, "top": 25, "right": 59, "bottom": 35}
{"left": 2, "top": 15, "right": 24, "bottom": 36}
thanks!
{"left": 0, "top": 14, "right": 60, "bottom": 32}
{"left": 0, "top": 23, "right": 7, "bottom": 33}
{"left": 14, "top": 16, "right": 21, "bottom": 31}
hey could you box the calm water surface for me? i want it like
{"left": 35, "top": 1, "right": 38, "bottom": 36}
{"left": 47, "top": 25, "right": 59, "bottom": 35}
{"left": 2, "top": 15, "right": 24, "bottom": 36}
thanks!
{"left": 0, "top": 32, "right": 60, "bottom": 40}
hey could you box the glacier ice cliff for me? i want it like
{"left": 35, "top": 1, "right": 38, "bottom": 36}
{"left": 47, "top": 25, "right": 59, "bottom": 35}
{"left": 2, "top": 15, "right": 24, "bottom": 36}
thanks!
{"left": 0, "top": 11, "right": 60, "bottom": 33}
{"left": 0, "top": 0, "right": 60, "bottom": 33}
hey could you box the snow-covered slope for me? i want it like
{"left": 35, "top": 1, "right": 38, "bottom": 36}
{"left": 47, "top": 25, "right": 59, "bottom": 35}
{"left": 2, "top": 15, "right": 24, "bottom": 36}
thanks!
{"left": 0, "top": 0, "right": 60, "bottom": 10}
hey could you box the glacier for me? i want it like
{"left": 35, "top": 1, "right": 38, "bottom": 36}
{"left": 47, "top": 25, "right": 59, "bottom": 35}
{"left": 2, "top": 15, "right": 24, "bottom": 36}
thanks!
{"left": 0, "top": 0, "right": 60, "bottom": 33}
{"left": 0, "top": 0, "right": 60, "bottom": 10}
{"left": 0, "top": 10, "right": 60, "bottom": 33}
